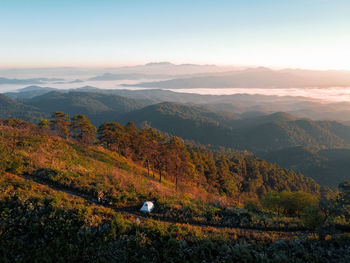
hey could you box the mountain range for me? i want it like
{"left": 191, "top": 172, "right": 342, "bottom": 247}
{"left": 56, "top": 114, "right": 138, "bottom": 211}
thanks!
{"left": 125, "top": 67, "right": 350, "bottom": 89}
{"left": 1, "top": 86, "right": 350, "bottom": 187}
{"left": 5, "top": 85, "right": 350, "bottom": 122}
{"left": 0, "top": 94, "right": 45, "bottom": 121}
{"left": 25, "top": 91, "right": 146, "bottom": 125}
{"left": 0, "top": 77, "right": 63, "bottom": 85}
{"left": 121, "top": 102, "right": 350, "bottom": 152}
{"left": 261, "top": 147, "right": 350, "bottom": 188}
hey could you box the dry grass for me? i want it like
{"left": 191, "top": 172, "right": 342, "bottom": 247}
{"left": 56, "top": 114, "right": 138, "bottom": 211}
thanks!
{"left": 1, "top": 124, "right": 236, "bottom": 208}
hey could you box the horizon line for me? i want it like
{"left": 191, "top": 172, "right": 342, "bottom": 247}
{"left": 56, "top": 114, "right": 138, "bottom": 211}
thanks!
{"left": 0, "top": 62, "right": 349, "bottom": 72}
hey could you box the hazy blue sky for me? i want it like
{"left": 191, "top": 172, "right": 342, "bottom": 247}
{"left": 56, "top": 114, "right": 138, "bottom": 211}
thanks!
{"left": 1, "top": 0, "right": 349, "bottom": 69}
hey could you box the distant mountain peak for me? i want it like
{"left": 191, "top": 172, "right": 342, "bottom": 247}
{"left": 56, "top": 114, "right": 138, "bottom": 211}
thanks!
{"left": 99, "top": 72, "right": 114, "bottom": 76}
{"left": 17, "top": 85, "right": 55, "bottom": 92}
{"left": 75, "top": 85, "right": 100, "bottom": 91}
{"left": 269, "top": 112, "right": 297, "bottom": 121}
{"left": 244, "top": 66, "right": 272, "bottom": 72}
{"left": 145, "top": 62, "right": 175, "bottom": 66}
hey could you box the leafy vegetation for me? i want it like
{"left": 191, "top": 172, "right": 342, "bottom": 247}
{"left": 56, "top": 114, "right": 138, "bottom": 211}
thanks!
{"left": 2, "top": 173, "right": 350, "bottom": 263}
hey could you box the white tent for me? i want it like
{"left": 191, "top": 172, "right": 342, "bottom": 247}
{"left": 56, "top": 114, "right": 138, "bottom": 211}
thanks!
{"left": 140, "top": 201, "right": 154, "bottom": 213}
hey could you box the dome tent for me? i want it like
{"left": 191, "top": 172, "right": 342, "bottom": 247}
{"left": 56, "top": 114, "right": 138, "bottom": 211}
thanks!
{"left": 140, "top": 201, "right": 154, "bottom": 213}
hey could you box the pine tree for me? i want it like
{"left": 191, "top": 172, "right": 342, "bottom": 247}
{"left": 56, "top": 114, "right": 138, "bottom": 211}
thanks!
{"left": 98, "top": 122, "right": 125, "bottom": 152}
{"left": 167, "top": 136, "right": 193, "bottom": 191}
{"left": 50, "top": 112, "right": 70, "bottom": 138}
{"left": 70, "top": 114, "right": 97, "bottom": 144}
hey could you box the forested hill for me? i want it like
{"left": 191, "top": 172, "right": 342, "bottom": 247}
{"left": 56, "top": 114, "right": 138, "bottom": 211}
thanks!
{"left": 0, "top": 117, "right": 321, "bottom": 200}
{"left": 261, "top": 147, "right": 350, "bottom": 188}
{"left": 24, "top": 91, "right": 147, "bottom": 125}
{"left": 1, "top": 91, "right": 350, "bottom": 187}
{"left": 122, "top": 102, "right": 350, "bottom": 152}
{"left": 5, "top": 91, "right": 349, "bottom": 153}
{"left": 4, "top": 85, "right": 56, "bottom": 99}
{"left": 120, "top": 102, "right": 238, "bottom": 145}
{"left": 5, "top": 85, "right": 350, "bottom": 122}
{"left": 0, "top": 94, "right": 45, "bottom": 121}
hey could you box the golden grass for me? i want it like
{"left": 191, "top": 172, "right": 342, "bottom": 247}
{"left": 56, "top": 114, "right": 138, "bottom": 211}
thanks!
{"left": 1, "top": 125, "right": 237, "bottom": 208}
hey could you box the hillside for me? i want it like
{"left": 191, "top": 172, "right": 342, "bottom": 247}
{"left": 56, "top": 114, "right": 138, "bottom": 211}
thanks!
{"left": 0, "top": 94, "right": 45, "bottom": 121}
{"left": 0, "top": 118, "right": 320, "bottom": 202}
{"left": 3, "top": 172, "right": 346, "bottom": 262}
{"left": 2, "top": 118, "right": 350, "bottom": 262}
{"left": 121, "top": 102, "right": 350, "bottom": 152}
{"left": 120, "top": 102, "right": 238, "bottom": 145}
{"left": 5, "top": 85, "right": 350, "bottom": 123}
{"left": 4, "top": 86, "right": 57, "bottom": 99}
{"left": 1, "top": 92, "right": 350, "bottom": 188}
{"left": 261, "top": 147, "right": 325, "bottom": 169}
{"left": 25, "top": 91, "right": 147, "bottom": 125}
{"left": 262, "top": 147, "right": 350, "bottom": 188}
{"left": 233, "top": 118, "right": 346, "bottom": 152}
{"left": 3, "top": 90, "right": 350, "bottom": 150}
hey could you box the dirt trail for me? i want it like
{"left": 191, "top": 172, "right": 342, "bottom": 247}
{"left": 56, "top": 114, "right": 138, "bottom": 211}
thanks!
{"left": 18, "top": 173, "right": 308, "bottom": 235}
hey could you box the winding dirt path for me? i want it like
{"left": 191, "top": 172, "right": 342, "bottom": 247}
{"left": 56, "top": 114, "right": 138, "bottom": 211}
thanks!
{"left": 18, "top": 173, "right": 308, "bottom": 235}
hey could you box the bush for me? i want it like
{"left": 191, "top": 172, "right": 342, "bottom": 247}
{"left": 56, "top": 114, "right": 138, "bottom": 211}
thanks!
{"left": 5, "top": 154, "right": 25, "bottom": 174}
{"left": 245, "top": 198, "right": 262, "bottom": 213}
{"left": 301, "top": 204, "right": 324, "bottom": 230}
{"left": 262, "top": 190, "right": 318, "bottom": 217}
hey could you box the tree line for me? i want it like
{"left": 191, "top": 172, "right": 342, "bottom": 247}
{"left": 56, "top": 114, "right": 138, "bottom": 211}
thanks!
{"left": 41, "top": 112, "right": 322, "bottom": 198}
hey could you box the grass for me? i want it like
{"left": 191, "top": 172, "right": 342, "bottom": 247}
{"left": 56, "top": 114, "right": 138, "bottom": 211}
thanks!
{"left": 1, "top": 172, "right": 298, "bottom": 242}
{"left": 0, "top": 125, "right": 237, "bottom": 210}
{"left": 0, "top": 124, "right": 336, "bottom": 231}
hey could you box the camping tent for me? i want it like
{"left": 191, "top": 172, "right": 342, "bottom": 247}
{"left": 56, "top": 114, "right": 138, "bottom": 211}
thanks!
{"left": 140, "top": 201, "right": 154, "bottom": 213}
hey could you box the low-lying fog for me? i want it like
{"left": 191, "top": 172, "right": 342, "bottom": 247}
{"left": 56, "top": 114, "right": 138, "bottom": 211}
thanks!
{"left": 0, "top": 79, "right": 158, "bottom": 93}
{"left": 166, "top": 87, "right": 350, "bottom": 102}
{"left": 1, "top": 64, "right": 350, "bottom": 103}
{"left": 1, "top": 80, "right": 350, "bottom": 103}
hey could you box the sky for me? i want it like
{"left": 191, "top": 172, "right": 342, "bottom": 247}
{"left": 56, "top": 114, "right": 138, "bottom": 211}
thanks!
{"left": 1, "top": 0, "right": 350, "bottom": 69}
